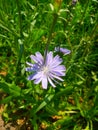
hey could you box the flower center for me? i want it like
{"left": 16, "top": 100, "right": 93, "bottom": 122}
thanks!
{"left": 42, "top": 66, "right": 49, "bottom": 74}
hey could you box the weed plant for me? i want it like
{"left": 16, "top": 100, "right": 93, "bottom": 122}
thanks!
{"left": 0, "top": 0, "right": 98, "bottom": 130}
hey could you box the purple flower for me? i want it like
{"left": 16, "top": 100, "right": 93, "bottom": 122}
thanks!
{"left": 55, "top": 47, "right": 71, "bottom": 55}
{"left": 26, "top": 51, "right": 66, "bottom": 89}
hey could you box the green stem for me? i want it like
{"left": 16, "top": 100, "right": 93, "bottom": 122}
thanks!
{"left": 16, "top": 0, "right": 24, "bottom": 79}
{"left": 16, "top": 0, "right": 22, "bottom": 37}
{"left": 44, "top": 13, "right": 58, "bottom": 62}
{"left": 80, "top": 0, "right": 90, "bottom": 25}
{"left": 89, "top": 22, "right": 98, "bottom": 41}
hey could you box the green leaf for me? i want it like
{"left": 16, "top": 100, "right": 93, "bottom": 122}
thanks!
{"left": 34, "top": 94, "right": 54, "bottom": 114}
{"left": 45, "top": 105, "right": 58, "bottom": 115}
{"left": 0, "top": 96, "right": 12, "bottom": 104}
{"left": 0, "top": 82, "right": 10, "bottom": 94}
{"left": 0, "top": 82, "right": 21, "bottom": 97}
{"left": 9, "top": 83, "right": 21, "bottom": 97}
{"left": 55, "top": 86, "right": 73, "bottom": 98}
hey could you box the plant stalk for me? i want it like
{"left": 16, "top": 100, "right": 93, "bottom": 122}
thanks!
{"left": 44, "top": 13, "right": 58, "bottom": 62}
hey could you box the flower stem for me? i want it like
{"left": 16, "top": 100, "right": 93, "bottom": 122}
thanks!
{"left": 44, "top": 13, "right": 58, "bottom": 62}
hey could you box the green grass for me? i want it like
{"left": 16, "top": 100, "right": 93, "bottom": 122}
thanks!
{"left": 0, "top": 0, "right": 98, "bottom": 129}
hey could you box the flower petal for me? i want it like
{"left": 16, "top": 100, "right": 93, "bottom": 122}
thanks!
{"left": 45, "top": 52, "right": 53, "bottom": 65}
{"left": 34, "top": 77, "right": 42, "bottom": 84}
{"left": 30, "top": 55, "right": 38, "bottom": 63}
{"left": 51, "top": 55, "right": 63, "bottom": 67}
{"left": 35, "top": 52, "right": 44, "bottom": 64}
{"left": 52, "top": 70, "right": 65, "bottom": 76}
{"left": 42, "top": 76, "right": 48, "bottom": 89}
{"left": 26, "top": 67, "right": 35, "bottom": 72}
{"left": 30, "top": 52, "right": 44, "bottom": 65}
{"left": 50, "top": 73, "right": 64, "bottom": 81}
{"left": 26, "top": 63, "right": 40, "bottom": 72}
{"left": 52, "top": 65, "right": 66, "bottom": 71}
{"left": 27, "top": 73, "right": 36, "bottom": 80}
{"left": 48, "top": 77, "right": 56, "bottom": 88}
{"left": 26, "top": 62, "right": 34, "bottom": 67}
{"left": 32, "top": 72, "right": 42, "bottom": 80}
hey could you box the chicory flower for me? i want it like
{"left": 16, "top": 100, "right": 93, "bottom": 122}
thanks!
{"left": 26, "top": 51, "right": 66, "bottom": 89}
{"left": 55, "top": 47, "right": 71, "bottom": 55}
